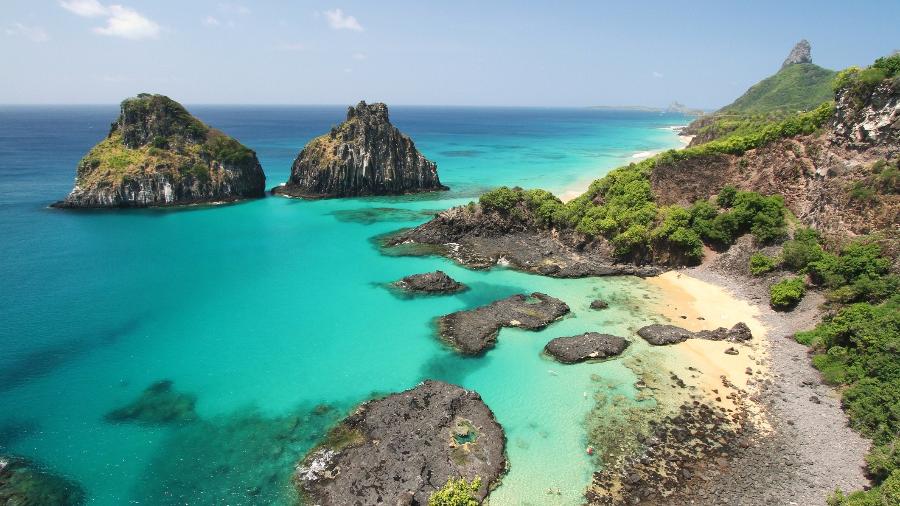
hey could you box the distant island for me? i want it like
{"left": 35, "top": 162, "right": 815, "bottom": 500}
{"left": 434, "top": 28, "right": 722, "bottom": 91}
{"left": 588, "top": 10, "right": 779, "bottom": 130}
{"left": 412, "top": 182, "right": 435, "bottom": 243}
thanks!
{"left": 588, "top": 101, "right": 705, "bottom": 116}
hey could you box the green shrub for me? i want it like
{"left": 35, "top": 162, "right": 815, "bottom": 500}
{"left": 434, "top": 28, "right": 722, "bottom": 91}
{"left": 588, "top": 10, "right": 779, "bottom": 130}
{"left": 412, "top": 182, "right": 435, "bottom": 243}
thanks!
{"left": 770, "top": 276, "right": 805, "bottom": 310}
{"left": 428, "top": 477, "right": 482, "bottom": 506}
{"left": 716, "top": 185, "right": 738, "bottom": 208}
{"left": 872, "top": 54, "right": 900, "bottom": 78}
{"left": 807, "top": 241, "right": 896, "bottom": 303}
{"left": 781, "top": 228, "right": 825, "bottom": 271}
{"left": 749, "top": 252, "right": 778, "bottom": 275}
{"left": 866, "top": 437, "right": 900, "bottom": 482}
{"left": 151, "top": 136, "right": 169, "bottom": 149}
{"left": 479, "top": 186, "right": 522, "bottom": 212}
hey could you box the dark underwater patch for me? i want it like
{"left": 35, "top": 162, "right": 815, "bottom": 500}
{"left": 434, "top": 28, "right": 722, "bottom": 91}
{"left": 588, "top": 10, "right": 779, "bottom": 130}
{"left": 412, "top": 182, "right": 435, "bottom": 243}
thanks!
{"left": 330, "top": 207, "right": 442, "bottom": 225}
{"left": 440, "top": 149, "right": 483, "bottom": 157}
{"left": 104, "top": 380, "right": 198, "bottom": 426}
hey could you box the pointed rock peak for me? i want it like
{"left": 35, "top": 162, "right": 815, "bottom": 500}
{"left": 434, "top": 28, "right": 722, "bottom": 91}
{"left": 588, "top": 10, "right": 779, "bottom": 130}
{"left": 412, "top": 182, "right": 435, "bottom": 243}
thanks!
{"left": 782, "top": 39, "right": 812, "bottom": 69}
{"left": 346, "top": 100, "right": 389, "bottom": 123}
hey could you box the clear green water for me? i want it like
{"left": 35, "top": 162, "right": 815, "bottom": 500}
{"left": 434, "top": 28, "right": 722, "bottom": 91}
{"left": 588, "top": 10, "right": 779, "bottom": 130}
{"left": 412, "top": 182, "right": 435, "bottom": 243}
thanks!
{"left": 0, "top": 106, "right": 687, "bottom": 504}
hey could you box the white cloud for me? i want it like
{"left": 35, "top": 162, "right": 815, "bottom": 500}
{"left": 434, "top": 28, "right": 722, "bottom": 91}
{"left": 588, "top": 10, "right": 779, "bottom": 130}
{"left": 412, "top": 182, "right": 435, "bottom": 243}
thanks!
{"left": 61, "top": 0, "right": 160, "bottom": 40}
{"left": 93, "top": 5, "right": 160, "bottom": 39}
{"left": 652, "top": 71, "right": 663, "bottom": 79}
{"left": 218, "top": 3, "right": 250, "bottom": 15}
{"left": 5, "top": 23, "right": 50, "bottom": 42}
{"left": 202, "top": 16, "right": 220, "bottom": 26}
{"left": 324, "top": 9, "right": 363, "bottom": 31}
{"left": 60, "top": 0, "right": 107, "bottom": 17}
{"left": 352, "top": 52, "right": 366, "bottom": 60}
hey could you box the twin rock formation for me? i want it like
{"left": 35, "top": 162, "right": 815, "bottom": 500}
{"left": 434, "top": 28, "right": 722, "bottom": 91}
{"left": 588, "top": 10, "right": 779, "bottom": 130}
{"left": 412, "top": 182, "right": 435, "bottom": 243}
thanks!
{"left": 56, "top": 97, "right": 444, "bottom": 208}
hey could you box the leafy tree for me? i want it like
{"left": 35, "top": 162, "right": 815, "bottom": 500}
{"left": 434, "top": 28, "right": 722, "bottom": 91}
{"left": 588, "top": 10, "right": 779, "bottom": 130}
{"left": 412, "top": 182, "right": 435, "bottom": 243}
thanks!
{"left": 770, "top": 276, "right": 805, "bottom": 310}
{"left": 716, "top": 185, "right": 738, "bottom": 208}
{"left": 749, "top": 252, "right": 778, "bottom": 275}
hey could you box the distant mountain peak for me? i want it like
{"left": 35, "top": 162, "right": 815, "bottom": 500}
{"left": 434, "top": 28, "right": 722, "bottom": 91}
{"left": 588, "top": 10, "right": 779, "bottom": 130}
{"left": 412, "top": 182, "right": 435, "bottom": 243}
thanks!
{"left": 782, "top": 39, "right": 812, "bottom": 69}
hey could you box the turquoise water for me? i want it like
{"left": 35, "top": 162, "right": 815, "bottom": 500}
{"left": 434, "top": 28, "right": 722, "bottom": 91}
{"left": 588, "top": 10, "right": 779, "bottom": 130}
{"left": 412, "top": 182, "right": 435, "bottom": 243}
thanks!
{"left": 0, "top": 106, "right": 687, "bottom": 504}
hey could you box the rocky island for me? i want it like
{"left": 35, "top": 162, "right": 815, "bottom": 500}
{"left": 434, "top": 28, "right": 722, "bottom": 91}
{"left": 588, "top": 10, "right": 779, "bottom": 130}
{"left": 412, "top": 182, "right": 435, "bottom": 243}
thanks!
{"left": 391, "top": 270, "right": 467, "bottom": 294}
{"left": 53, "top": 93, "right": 265, "bottom": 208}
{"left": 437, "top": 292, "right": 570, "bottom": 355}
{"left": 294, "top": 380, "right": 506, "bottom": 505}
{"left": 543, "top": 332, "right": 630, "bottom": 364}
{"left": 274, "top": 101, "right": 447, "bottom": 198}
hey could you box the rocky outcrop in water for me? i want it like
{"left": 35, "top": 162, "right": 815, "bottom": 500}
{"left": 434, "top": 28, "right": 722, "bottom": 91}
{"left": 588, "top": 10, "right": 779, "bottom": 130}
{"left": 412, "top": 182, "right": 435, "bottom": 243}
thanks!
{"left": 544, "top": 333, "right": 630, "bottom": 364}
{"left": 104, "top": 380, "right": 197, "bottom": 425}
{"left": 383, "top": 203, "right": 661, "bottom": 278}
{"left": 294, "top": 380, "right": 506, "bottom": 505}
{"left": 53, "top": 94, "right": 265, "bottom": 208}
{"left": 637, "top": 322, "right": 752, "bottom": 346}
{"left": 391, "top": 270, "right": 467, "bottom": 294}
{"left": 0, "top": 456, "right": 86, "bottom": 505}
{"left": 274, "top": 101, "right": 447, "bottom": 198}
{"left": 782, "top": 39, "right": 812, "bottom": 68}
{"left": 438, "top": 293, "right": 570, "bottom": 355}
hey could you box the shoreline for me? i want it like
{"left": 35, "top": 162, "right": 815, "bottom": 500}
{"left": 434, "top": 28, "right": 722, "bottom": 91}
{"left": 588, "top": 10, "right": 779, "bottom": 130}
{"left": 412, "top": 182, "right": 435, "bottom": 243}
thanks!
{"left": 631, "top": 258, "right": 871, "bottom": 505}
{"left": 558, "top": 127, "right": 694, "bottom": 202}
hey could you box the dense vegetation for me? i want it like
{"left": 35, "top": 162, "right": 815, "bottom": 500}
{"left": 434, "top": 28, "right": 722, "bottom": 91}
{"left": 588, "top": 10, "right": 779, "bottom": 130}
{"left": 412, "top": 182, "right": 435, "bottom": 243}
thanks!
{"left": 428, "top": 477, "right": 482, "bottom": 506}
{"left": 769, "top": 276, "right": 805, "bottom": 309}
{"left": 719, "top": 63, "right": 837, "bottom": 115}
{"left": 832, "top": 53, "right": 900, "bottom": 108}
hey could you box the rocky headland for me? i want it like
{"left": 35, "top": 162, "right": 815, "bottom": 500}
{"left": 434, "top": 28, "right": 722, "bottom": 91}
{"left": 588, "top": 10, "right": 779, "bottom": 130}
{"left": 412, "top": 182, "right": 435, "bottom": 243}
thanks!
{"left": 543, "top": 333, "right": 630, "bottom": 364}
{"left": 391, "top": 270, "right": 467, "bottom": 294}
{"left": 0, "top": 455, "right": 85, "bottom": 505}
{"left": 273, "top": 101, "right": 447, "bottom": 198}
{"left": 53, "top": 93, "right": 265, "bottom": 208}
{"left": 294, "top": 380, "right": 506, "bottom": 505}
{"left": 437, "top": 292, "right": 570, "bottom": 355}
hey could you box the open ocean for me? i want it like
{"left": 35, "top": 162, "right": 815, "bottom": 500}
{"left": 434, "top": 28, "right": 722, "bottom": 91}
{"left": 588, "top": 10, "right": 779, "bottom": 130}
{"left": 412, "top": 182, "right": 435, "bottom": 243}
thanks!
{"left": 0, "top": 105, "right": 688, "bottom": 504}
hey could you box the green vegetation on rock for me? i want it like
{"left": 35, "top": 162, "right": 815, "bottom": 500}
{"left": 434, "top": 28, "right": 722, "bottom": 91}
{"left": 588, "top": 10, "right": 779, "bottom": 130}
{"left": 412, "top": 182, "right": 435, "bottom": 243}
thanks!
{"left": 428, "top": 477, "right": 482, "bottom": 506}
{"left": 719, "top": 63, "right": 837, "bottom": 115}
{"left": 749, "top": 252, "right": 778, "bottom": 276}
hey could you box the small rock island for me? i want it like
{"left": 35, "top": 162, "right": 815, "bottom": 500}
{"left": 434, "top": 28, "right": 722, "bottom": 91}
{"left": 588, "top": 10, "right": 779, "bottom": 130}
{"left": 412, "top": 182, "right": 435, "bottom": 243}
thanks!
{"left": 273, "top": 101, "right": 447, "bottom": 198}
{"left": 544, "top": 332, "right": 630, "bottom": 364}
{"left": 391, "top": 270, "right": 467, "bottom": 294}
{"left": 53, "top": 93, "right": 265, "bottom": 208}
{"left": 295, "top": 380, "right": 505, "bottom": 505}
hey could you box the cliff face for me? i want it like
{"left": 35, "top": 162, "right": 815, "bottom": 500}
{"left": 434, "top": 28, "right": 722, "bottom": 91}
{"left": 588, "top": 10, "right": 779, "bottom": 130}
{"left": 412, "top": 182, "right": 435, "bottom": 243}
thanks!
{"left": 54, "top": 94, "right": 265, "bottom": 208}
{"left": 652, "top": 78, "right": 899, "bottom": 239}
{"left": 274, "top": 101, "right": 447, "bottom": 198}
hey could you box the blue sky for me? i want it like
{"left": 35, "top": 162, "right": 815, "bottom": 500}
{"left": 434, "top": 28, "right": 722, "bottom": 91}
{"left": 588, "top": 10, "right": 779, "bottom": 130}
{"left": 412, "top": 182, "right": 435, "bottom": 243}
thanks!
{"left": 2, "top": 1, "right": 897, "bottom": 107}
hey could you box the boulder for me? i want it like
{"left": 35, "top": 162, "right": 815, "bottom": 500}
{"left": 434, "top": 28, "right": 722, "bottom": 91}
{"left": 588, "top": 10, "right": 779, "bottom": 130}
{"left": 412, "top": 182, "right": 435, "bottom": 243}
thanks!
{"left": 392, "top": 271, "right": 466, "bottom": 294}
{"left": 544, "top": 333, "right": 630, "bottom": 364}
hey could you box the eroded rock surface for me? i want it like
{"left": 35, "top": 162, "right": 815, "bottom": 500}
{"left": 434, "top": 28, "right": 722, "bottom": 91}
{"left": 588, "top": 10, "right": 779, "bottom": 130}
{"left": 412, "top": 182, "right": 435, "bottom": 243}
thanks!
{"left": 274, "top": 101, "right": 447, "bottom": 198}
{"left": 438, "top": 293, "right": 570, "bottom": 355}
{"left": 544, "top": 333, "right": 630, "bottom": 364}
{"left": 392, "top": 270, "right": 466, "bottom": 294}
{"left": 782, "top": 39, "right": 812, "bottom": 68}
{"left": 294, "top": 380, "right": 506, "bottom": 506}
{"left": 637, "top": 322, "right": 752, "bottom": 346}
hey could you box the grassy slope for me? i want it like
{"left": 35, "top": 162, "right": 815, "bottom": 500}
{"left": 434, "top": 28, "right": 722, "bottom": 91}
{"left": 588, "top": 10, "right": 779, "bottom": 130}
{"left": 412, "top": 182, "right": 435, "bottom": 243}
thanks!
{"left": 720, "top": 63, "right": 837, "bottom": 115}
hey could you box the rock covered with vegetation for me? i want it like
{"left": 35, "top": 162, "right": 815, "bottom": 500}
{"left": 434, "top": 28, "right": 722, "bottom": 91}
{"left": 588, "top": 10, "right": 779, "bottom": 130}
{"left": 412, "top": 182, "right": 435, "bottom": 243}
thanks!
{"left": 438, "top": 293, "right": 570, "bottom": 355}
{"left": 0, "top": 455, "right": 85, "bottom": 505}
{"left": 294, "top": 380, "right": 505, "bottom": 506}
{"left": 54, "top": 94, "right": 265, "bottom": 208}
{"left": 543, "top": 332, "right": 629, "bottom": 363}
{"left": 274, "top": 101, "right": 447, "bottom": 198}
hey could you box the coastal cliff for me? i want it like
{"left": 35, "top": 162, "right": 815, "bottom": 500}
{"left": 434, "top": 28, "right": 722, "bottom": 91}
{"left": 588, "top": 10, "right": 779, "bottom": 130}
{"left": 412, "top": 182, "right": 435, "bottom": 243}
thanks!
{"left": 54, "top": 94, "right": 265, "bottom": 208}
{"left": 273, "top": 101, "right": 447, "bottom": 198}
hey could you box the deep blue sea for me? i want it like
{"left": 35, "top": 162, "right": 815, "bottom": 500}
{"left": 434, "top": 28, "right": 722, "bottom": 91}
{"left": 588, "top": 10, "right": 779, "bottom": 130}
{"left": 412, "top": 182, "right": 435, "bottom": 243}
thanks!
{"left": 0, "top": 105, "right": 689, "bottom": 504}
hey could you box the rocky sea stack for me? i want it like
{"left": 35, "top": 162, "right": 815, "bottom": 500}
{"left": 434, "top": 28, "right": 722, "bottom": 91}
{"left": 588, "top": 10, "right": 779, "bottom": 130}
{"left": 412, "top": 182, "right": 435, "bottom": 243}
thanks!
{"left": 274, "top": 101, "right": 447, "bottom": 198}
{"left": 295, "top": 380, "right": 506, "bottom": 505}
{"left": 53, "top": 94, "right": 265, "bottom": 208}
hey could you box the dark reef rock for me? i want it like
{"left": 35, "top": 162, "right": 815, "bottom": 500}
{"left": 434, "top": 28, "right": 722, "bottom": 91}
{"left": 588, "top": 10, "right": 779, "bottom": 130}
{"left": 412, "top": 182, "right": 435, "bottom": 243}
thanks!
{"left": 392, "top": 270, "right": 467, "bottom": 294}
{"left": 274, "top": 101, "right": 447, "bottom": 198}
{"left": 544, "top": 333, "right": 630, "bottom": 364}
{"left": 295, "top": 380, "right": 506, "bottom": 506}
{"left": 781, "top": 39, "right": 812, "bottom": 68}
{"left": 0, "top": 456, "right": 86, "bottom": 505}
{"left": 383, "top": 204, "right": 661, "bottom": 277}
{"left": 637, "top": 322, "right": 753, "bottom": 346}
{"left": 438, "top": 293, "right": 570, "bottom": 355}
{"left": 104, "top": 380, "right": 197, "bottom": 425}
{"left": 53, "top": 94, "right": 265, "bottom": 208}
{"left": 589, "top": 299, "right": 609, "bottom": 310}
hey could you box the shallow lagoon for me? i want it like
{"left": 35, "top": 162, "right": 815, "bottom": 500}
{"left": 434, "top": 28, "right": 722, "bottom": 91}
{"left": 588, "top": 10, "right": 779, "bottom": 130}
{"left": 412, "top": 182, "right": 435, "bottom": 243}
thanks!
{"left": 0, "top": 105, "right": 687, "bottom": 504}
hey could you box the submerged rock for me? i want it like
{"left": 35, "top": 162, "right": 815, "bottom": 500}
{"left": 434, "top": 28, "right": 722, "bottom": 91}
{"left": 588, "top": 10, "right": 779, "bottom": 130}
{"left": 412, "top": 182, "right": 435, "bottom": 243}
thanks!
{"left": 438, "top": 293, "right": 570, "bottom": 355}
{"left": 544, "top": 333, "right": 630, "bottom": 364}
{"left": 589, "top": 299, "right": 610, "bottom": 310}
{"left": 0, "top": 455, "right": 85, "bottom": 505}
{"left": 294, "top": 380, "right": 506, "bottom": 505}
{"left": 637, "top": 322, "right": 753, "bottom": 346}
{"left": 391, "top": 270, "right": 467, "bottom": 294}
{"left": 53, "top": 93, "right": 265, "bottom": 208}
{"left": 104, "top": 380, "right": 197, "bottom": 425}
{"left": 274, "top": 101, "right": 447, "bottom": 198}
